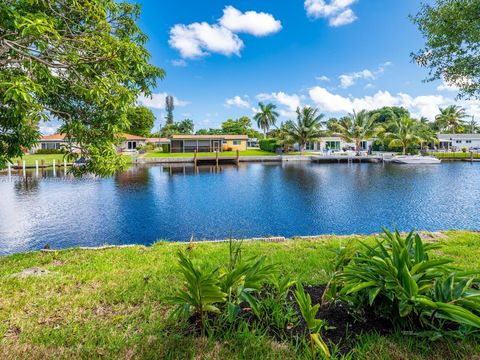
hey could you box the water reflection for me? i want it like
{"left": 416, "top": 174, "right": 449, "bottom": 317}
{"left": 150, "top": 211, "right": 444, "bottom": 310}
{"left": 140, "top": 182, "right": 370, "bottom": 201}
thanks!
{"left": 1, "top": 162, "right": 479, "bottom": 255}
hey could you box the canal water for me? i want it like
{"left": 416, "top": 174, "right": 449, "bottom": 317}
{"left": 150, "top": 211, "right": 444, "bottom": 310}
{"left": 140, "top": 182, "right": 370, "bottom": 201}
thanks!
{"left": 0, "top": 162, "right": 479, "bottom": 254}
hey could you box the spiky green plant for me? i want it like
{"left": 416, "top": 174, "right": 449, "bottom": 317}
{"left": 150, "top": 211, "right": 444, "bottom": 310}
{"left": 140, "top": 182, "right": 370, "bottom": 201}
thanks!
{"left": 169, "top": 251, "right": 227, "bottom": 333}
{"left": 294, "top": 283, "right": 331, "bottom": 358}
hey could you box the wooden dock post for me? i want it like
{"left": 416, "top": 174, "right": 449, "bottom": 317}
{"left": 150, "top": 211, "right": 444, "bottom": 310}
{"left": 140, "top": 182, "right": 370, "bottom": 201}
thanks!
{"left": 216, "top": 149, "right": 219, "bottom": 167}
{"left": 41, "top": 159, "right": 45, "bottom": 168}
{"left": 236, "top": 149, "right": 239, "bottom": 165}
{"left": 193, "top": 149, "right": 197, "bottom": 167}
{"left": 17, "top": 160, "right": 21, "bottom": 169}
{"left": 471, "top": 151, "right": 474, "bottom": 163}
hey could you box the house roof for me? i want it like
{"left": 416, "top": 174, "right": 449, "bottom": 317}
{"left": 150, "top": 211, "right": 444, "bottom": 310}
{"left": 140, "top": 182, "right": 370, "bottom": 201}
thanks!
{"left": 118, "top": 133, "right": 147, "bottom": 141}
{"left": 146, "top": 137, "right": 169, "bottom": 143}
{"left": 40, "top": 133, "right": 66, "bottom": 141}
{"left": 438, "top": 133, "right": 480, "bottom": 140}
{"left": 170, "top": 134, "right": 248, "bottom": 140}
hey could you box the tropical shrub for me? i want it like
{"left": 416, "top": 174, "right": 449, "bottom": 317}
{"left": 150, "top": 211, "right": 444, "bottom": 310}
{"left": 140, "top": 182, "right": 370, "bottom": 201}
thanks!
{"left": 169, "top": 251, "right": 227, "bottom": 333}
{"left": 259, "top": 139, "right": 279, "bottom": 153}
{"left": 333, "top": 229, "right": 480, "bottom": 337}
{"left": 35, "top": 149, "right": 66, "bottom": 154}
{"left": 294, "top": 283, "right": 331, "bottom": 358}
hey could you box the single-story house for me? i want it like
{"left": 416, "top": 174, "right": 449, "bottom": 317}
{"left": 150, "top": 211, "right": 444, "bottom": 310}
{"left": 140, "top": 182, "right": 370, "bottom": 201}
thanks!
{"left": 30, "top": 133, "right": 72, "bottom": 153}
{"left": 31, "top": 133, "right": 159, "bottom": 153}
{"left": 298, "top": 137, "right": 374, "bottom": 152}
{"left": 169, "top": 134, "right": 248, "bottom": 153}
{"left": 145, "top": 137, "right": 170, "bottom": 148}
{"left": 437, "top": 134, "right": 480, "bottom": 150}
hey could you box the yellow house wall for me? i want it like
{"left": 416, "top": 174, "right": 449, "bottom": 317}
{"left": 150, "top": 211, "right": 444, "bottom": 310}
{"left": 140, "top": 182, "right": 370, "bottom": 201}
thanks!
{"left": 222, "top": 139, "right": 247, "bottom": 151}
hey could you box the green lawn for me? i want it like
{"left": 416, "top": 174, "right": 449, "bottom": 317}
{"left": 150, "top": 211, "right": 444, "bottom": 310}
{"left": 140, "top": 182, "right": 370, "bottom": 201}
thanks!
{"left": 143, "top": 149, "right": 276, "bottom": 158}
{"left": 430, "top": 152, "right": 480, "bottom": 159}
{"left": 1, "top": 231, "right": 479, "bottom": 359}
{"left": 10, "top": 154, "right": 67, "bottom": 167}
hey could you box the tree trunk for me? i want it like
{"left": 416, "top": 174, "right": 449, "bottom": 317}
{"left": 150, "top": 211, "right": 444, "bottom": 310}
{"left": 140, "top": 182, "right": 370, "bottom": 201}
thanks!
{"left": 264, "top": 128, "right": 267, "bottom": 139}
{"left": 300, "top": 142, "right": 305, "bottom": 156}
{"left": 403, "top": 146, "right": 407, "bottom": 155}
{"left": 356, "top": 138, "right": 361, "bottom": 156}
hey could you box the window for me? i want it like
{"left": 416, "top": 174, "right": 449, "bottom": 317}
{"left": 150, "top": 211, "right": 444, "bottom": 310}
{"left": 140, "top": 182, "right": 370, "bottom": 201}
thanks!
{"left": 306, "top": 143, "right": 315, "bottom": 150}
{"left": 325, "top": 141, "right": 340, "bottom": 150}
{"left": 42, "top": 142, "right": 61, "bottom": 150}
{"left": 456, "top": 140, "right": 462, "bottom": 144}
{"left": 233, "top": 140, "right": 241, "bottom": 145}
{"left": 360, "top": 141, "right": 368, "bottom": 150}
{"left": 466, "top": 140, "right": 472, "bottom": 144}
{"left": 127, "top": 141, "right": 137, "bottom": 149}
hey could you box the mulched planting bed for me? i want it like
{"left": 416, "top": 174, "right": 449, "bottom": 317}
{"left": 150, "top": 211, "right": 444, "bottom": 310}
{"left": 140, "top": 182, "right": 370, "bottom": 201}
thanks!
{"left": 181, "top": 284, "right": 394, "bottom": 355}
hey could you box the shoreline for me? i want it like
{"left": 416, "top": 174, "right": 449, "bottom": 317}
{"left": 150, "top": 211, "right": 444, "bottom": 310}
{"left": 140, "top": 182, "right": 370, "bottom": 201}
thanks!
{"left": 3, "top": 229, "right": 463, "bottom": 257}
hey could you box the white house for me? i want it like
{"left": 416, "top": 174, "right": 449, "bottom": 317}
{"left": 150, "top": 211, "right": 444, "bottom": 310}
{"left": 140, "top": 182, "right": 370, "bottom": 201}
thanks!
{"left": 299, "top": 137, "right": 375, "bottom": 152}
{"left": 437, "top": 134, "right": 480, "bottom": 150}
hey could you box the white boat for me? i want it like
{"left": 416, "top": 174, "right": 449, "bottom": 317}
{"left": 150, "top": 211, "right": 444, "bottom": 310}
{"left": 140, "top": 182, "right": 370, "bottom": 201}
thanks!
{"left": 390, "top": 155, "right": 441, "bottom": 164}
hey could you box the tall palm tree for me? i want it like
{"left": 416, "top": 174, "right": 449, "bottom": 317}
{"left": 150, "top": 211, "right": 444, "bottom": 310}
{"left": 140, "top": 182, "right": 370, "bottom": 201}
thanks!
{"left": 330, "top": 110, "right": 380, "bottom": 155}
{"left": 254, "top": 102, "right": 279, "bottom": 138}
{"left": 434, "top": 105, "right": 468, "bottom": 134}
{"left": 381, "top": 116, "right": 426, "bottom": 154}
{"left": 286, "top": 107, "right": 324, "bottom": 155}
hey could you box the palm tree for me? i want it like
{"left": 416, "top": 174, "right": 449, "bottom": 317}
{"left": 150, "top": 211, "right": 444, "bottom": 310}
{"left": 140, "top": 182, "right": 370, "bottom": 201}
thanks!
{"left": 285, "top": 107, "right": 324, "bottom": 155}
{"left": 381, "top": 116, "right": 427, "bottom": 154}
{"left": 330, "top": 110, "right": 380, "bottom": 155}
{"left": 254, "top": 102, "right": 279, "bottom": 138}
{"left": 434, "top": 105, "right": 468, "bottom": 134}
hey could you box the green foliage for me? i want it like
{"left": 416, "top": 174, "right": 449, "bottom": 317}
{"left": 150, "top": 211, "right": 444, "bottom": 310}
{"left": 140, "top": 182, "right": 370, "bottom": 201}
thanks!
{"left": 379, "top": 116, "right": 436, "bottom": 154}
{"left": 169, "top": 251, "right": 227, "bottom": 333}
{"left": 160, "top": 119, "right": 194, "bottom": 137}
{"left": 434, "top": 105, "right": 468, "bottom": 134}
{"left": 259, "top": 139, "right": 280, "bottom": 152}
{"left": 368, "top": 106, "right": 411, "bottom": 124}
{"left": 330, "top": 110, "right": 380, "bottom": 154}
{"left": 34, "top": 148, "right": 65, "bottom": 155}
{"left": 294, "top": 283, "right": 331, "bottom": 358}
{"left": 126, "top": 106, "right": 155, "bottom": 137}
{"left": 0, "top": 0, "right": 164, "bottom": 175}
{"left": 254, "top": 103, "right": 279, "bottom": 138}
{"left": 412, "top": 0, "right": 480, "bottom": 99}
{"left": 334, "top": 229, "right": 480, "bottom": 338}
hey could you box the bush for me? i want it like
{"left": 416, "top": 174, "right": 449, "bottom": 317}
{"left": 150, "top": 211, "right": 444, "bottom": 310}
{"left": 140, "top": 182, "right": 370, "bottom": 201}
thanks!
{"left": 259, "top": 139, "right": 279, "bottom": 153}
{"left": 330, "top": 229, "right": 480, "bottom": 338}
{"left": 35, "top": 149, "right": 65, "bottom": 154}
{"left": 161, "top": 143, "right": 169, "bottom": 153}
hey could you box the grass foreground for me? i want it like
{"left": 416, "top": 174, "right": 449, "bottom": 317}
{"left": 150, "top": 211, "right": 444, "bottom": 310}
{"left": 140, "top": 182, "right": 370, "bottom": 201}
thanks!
{"left": 1, "top": 231, "right": 480, "bottom": 359}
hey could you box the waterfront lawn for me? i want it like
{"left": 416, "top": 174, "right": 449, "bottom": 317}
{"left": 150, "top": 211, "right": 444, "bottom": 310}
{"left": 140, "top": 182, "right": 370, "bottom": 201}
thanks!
{"left": 143, "top": 149, "right": 276, "bottom": 158}
{"left": 10, "top": 154, "right": 67, "bottom": 167}
{"left": 1, "top": 231, "right": 480, "bottom": 359}
{"left": 431, "top": 152, "right": 480, "bottom": 159}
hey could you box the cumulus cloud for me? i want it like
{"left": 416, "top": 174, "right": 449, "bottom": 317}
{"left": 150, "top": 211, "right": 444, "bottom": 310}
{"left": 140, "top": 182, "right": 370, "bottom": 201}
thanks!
{"left": 338, "top": 62, "right": 392, "bottom": 88}
{"left": 225, "top": 95, "right": 250, "bottom": 108}
{"left": 308, "top": 85, "right": 480, "bottom": 120}
{"left": 219, "top": 6, "right": 282, "bottom": 36}
{"left": 138, "top": 92, "right": 188, "bottom": 109}
{"left": 169, "top": 22, "right": 243, "bottom": 59}
{"left": 169, "top": 6, "right": 281, "bottom": 59}
{"left": 257, "top": 92, "right": 302, "bottom": 111}
{"left": 304, "top": 0, "right": 358, "bottom": 26}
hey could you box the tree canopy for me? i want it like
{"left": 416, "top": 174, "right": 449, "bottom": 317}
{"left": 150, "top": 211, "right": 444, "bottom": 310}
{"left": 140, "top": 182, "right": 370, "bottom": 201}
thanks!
{"left": 126, "top": 106, "right": 155, "bottom": 137}
{"left": 412, "top": 0, "right": 480, "bottom": 99}
{"left": 0, "top": 0, "right": 164, "bottom": 175}
{"left": 254, "top": 103, "right": 279, "bottom": 138}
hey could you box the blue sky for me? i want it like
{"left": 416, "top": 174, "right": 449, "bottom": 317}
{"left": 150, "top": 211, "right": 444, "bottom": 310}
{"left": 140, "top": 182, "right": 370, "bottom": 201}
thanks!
{"left": 40, "top": 0, "right": 480, "bottom": 134}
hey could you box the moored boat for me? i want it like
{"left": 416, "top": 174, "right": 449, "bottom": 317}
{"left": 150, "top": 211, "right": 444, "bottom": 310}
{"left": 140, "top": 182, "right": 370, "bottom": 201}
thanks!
{"left": 390, "top": 156, "right": 441, "bottom": 164}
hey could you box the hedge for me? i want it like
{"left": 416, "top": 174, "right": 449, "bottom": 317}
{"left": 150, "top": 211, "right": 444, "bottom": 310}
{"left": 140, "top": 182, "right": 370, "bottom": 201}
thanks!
{"left": 259, "top": 139, "right": 279, "bottom": 153}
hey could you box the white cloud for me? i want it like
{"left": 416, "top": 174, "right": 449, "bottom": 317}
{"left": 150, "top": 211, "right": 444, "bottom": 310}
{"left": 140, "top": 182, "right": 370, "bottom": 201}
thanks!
{"left": 138, "top": 93, "right": 188, "bottom": 109}
{"left": 316, "top": 75, "right": 330, "bottom": 81}
{"left": 171, "top": 59, "right": 187, "bottom": 67}
{"left": 304, "top": 0, "right": 358, "bottom": 26}
{"left": 338, "top": 62, "right": 391, "bottom": 88}
{"left": 329, "top": 9, "right": 357, "bottom": 27}
{"left": 437, "top": 80, "right": 459, "bottom": 92}
{"left": 256, "top": 92, "right": 302, "bottom": 111}
{"left": 169, "top": 22, "right": 243, "bottom": 59}
{"left": 225, "top": 95, "right": 250, "bottom": 108}
{"left": 308, "top": 85, "right": 480, "bottom": 121}
{"left": 219, "top": 6, "right": 282, "bottom": 36}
